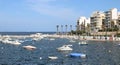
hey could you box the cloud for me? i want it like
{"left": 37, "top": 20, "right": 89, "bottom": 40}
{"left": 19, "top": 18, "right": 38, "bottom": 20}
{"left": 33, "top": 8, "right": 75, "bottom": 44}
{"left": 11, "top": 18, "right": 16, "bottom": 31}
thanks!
{"left": 26, "top": 0, "right": 81, "bottom": 20}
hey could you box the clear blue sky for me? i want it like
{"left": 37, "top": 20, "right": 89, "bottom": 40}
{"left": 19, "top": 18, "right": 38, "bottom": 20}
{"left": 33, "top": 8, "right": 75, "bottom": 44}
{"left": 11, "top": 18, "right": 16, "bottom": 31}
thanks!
{"left": 0, "top": 0, "right": 120, "bottom": 32}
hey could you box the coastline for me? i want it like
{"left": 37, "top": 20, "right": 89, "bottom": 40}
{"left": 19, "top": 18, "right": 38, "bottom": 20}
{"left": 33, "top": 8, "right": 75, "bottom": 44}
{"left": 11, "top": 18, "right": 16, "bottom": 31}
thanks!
{"left": 1, "top": 33, "right": 120, "bottom": 42}
{"left": 48, "top": 34, "right": 120, "bottom": 42}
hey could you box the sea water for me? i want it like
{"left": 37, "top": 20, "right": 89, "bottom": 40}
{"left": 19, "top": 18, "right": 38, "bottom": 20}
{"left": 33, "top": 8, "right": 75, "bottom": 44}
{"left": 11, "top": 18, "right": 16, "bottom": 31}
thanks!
{"left": 0, "top": 32, "right": 120, "bottom": 65}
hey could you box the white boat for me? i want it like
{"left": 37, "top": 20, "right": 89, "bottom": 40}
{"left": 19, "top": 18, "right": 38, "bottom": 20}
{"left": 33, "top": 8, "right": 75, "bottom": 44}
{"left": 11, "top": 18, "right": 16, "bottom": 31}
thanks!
{"left": 48, "top": 56, "right": 58, "bottom": 60}
{"left": 79, "top": 41, "right": 87, "bottom": 45}
{"left": 23, "top": 45, "right": 36, "bottom": 50}
{"left": 12, "top": 41, "right": 21, "bottom": 45}
{"left": 70, "top": 40, "right": 76, "bottom": 43}
{"left": 49, "top": 38, "right": 55, "bottom": 41}
{"left": 57, "top": 45, "right": 73, "bottom": 51}
{"left": 1, "top": 39, "right": 12, "bottom": 44}
{"left": 1, "top": 39, "right": 21, "bottom": 45}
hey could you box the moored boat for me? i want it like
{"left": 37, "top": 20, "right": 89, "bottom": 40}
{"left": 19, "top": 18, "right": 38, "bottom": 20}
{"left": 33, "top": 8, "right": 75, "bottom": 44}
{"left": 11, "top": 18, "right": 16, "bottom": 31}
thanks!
{"left": 48, "top": 56, "right": 58, "bottom": 60}
{"left": 69, "top": 53, "right": 86, "bottom": 58}
{"left": 57, "top": 45, "right": 73, "bottom": 51}
{"left": 23, "top": 45, "right": 36, "bottom": 50}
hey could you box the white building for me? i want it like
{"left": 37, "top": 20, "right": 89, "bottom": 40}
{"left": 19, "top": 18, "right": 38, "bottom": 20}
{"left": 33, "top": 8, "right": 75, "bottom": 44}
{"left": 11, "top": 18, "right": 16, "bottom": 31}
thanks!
{"left": 76, "top": 8, "right": 120, "bottom": 33}
{"left": 90, "top": 11, "right": 105, "bottom": 32}
{"left": 77, "top": 16, "right": 90, "bottom": 31}
{"left": 118, "top": 12, "right": 120, "bottom": 29}
{"left": 111, "top": 8, "right": 118, "bottom": 20}
{"left": 104, "top": 8, "right": 118, "bottom": 28}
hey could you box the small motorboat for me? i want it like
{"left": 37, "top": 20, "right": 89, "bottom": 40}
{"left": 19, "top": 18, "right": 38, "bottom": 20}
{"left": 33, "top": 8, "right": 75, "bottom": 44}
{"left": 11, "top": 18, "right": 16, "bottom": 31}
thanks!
{"left": 57, "top": 45, "right": 73, "bottom": 51}
{"left": 69, "top": 40, "right": 76, "bottom": 43}
{"left": 12, "top": 41, "right": 21, "bottom": 45}
{"left": 69, "top": 53, "right": 86, "bottom": 58}
{"left": 49, "top": 38, "right": 55, "bottom": 41}
{"left": 23, "top": 45, "right": 36, "bottom": 50}
{"left": 48, "top": 56, "right": 58, "bottom": 60}
{"left": 79, "top": 41, "right": 87, "bottom": 45}
{"left": 2, "top": 40, "right": 21, "bottom": 45}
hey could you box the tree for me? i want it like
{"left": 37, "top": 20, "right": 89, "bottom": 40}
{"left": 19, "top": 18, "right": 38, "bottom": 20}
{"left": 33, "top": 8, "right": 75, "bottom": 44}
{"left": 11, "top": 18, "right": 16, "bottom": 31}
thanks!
{"left": 70, "top": 25, "right": 72, "bottom": 35}
{"left": 70, "top": 25, "right": 72, "bottom": 31}
{"left": 61, "top": 25, "right": 63, "bottom": 35}
{"left": 111, "top": 21, "right": 115, "bottom": 32}
{"left": 86, "top": 23, "right": 91, "bottom": 36}
{"left": 102, "top": 21, "right": 106, "bottom": 31}
{"left": 65, "top": 25, "right": 68, "bottom": 35}
{"left": 114, "top": 25, "right": 119, "bottom": 37}
{"left": 56, "top": 25, "right": 59, "bottom": 35}
{"left": 101, "top": 24, "right": 105, "bottom": 31}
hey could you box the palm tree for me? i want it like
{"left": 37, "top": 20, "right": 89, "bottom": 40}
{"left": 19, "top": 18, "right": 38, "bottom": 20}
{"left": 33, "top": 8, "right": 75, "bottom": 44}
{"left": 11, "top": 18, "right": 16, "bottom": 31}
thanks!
{"left": 114, "top": 25, "right": 119, "bottom": 37}
{"left": 102, "top": 25, "right": 106, "bottom": 31}
{"left": 75, "top": 25, "right": 78, "bottom": 35}
{"left": 92, "top": 22, "right": 97, "bottom": 39}
{"left": 84, "top": 20, "right": 86, "bottom": 32}
{"left": 70, "top": 25, "right": 72, "bottom": 35}
{"left": 111, "top": 21, "right": 114, "bottom": 32}
{"left": 61, "top": 25, "right": 63, "bottom": 35}
{"left": 65, "top": 25, "right": 68, "bottom": 35}
{"left": 56, "top": 25, "right": 59, "bottom": 35}
{"left": 70, "top": 25, "right": 72, "bottom": 31}
{"left": 86, "top": 23, "right": 90, "bottom": 36}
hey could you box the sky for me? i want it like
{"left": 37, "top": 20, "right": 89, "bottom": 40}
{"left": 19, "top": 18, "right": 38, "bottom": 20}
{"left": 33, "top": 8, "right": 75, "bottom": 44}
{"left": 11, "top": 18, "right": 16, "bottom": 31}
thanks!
{"left": 0, "top": 0, "right": 120, "bottom": 32}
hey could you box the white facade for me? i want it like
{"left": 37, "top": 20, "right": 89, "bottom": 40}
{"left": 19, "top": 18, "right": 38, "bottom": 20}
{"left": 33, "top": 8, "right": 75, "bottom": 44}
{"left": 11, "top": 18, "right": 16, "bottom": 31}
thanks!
{"left": 104, "top": 8, "right": 118, "bottom": 28}
{"left": 90, "top": 11, "right": 105, "bottom": 31}
{"left": 78, "top": 17, "right": 90, "bottom": 27}
{"left": 111, "top": 8, "right": 118, "bottom": 20}
{"left": 118, "top": 12, "right": 120, "bottom": 18}
{"left": 76, "top": 8, "right": 120, "bottom": 32}
{"left": 77, "top": 16, "right": 90, "bottom": 30}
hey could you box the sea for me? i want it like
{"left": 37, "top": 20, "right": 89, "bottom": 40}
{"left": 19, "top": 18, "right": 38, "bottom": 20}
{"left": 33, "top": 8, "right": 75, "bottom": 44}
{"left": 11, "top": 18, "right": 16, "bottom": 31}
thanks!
{"left": 0, "top": 32, "right": 120, "bottom": 65}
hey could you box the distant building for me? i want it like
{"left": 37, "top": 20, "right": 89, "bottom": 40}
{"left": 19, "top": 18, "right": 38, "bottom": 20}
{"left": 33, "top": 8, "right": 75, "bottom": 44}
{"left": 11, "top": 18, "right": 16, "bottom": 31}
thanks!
{"left": 77, "top": 17, "right": 90, "bottom": 31}
{"left": 104, "top": 8, "right": 118, "bottom": 28}
{"left": 76, "top": 8, "right": 120, "bottom": 33}
{"left": 90, "top": 11, "right": 105, "bottom": 32}
{"left": 118, "top": 12, "right": 120, "bottom": 29}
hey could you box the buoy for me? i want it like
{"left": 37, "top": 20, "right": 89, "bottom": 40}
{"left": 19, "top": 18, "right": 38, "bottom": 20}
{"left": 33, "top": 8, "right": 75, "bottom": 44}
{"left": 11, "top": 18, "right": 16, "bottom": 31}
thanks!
{"left": 39, "top": 57, "right": 42, "bottom": 60}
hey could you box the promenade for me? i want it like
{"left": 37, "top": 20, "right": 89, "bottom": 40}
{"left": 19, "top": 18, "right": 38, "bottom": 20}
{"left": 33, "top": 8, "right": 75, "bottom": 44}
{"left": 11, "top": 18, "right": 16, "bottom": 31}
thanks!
{"left": 48, "top": 34, "right": 120, "bottom": 41}
{"left": 1, "top": 33, "right": 120, "bottom": 42}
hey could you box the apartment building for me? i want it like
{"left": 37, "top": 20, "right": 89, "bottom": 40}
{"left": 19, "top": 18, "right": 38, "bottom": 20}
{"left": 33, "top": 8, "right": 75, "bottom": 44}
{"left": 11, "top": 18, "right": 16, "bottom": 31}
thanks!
{"left": 118, "top": 12, "right": 120, "bottom": 29}
{"left": 76, "top": 8, "right": 120, "bottom": 33}
{"left": 77, "top": 16, "right": 90, "bottom": 31}
{"left": 104, "top": 8, "right": 118, "bottom": 28}
{"left": 90, "top": 11, "right": 105, "bottom": 32}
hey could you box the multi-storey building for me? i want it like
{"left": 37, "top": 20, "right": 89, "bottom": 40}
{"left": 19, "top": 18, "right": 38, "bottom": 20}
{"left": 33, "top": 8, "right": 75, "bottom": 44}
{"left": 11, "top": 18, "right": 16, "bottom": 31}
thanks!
{"left": 77, "top": 16, "right": 90, "bottom": 31}
{"left": 104, "top": 8, "right": 118, "bottom": 28}
{"left": 118, "top": 12, "right": 120, "bottom": 29}
{"left": 90, "top": 11, "right": 105, "bottom": 32}
{"left": 76, "top": 8, "right": 120, "bottom": 33}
